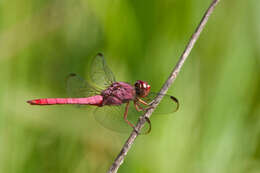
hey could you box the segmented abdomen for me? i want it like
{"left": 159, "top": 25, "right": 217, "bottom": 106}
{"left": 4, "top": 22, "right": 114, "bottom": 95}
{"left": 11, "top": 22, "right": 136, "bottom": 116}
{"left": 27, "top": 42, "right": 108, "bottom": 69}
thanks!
{"left": 27, "top": 95, "right": 103, "bottom": 106}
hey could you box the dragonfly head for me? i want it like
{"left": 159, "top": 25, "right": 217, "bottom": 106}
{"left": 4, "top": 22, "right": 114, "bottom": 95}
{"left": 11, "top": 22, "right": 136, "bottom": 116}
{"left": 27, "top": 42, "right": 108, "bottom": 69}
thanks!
{"left": 135, "top": 80, "right": 151, "bottom": 98}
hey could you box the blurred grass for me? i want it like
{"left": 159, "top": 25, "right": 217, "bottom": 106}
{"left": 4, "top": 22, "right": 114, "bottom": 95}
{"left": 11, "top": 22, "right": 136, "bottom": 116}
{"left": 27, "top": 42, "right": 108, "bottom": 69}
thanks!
{"left": 1, "top": 0, "right": 260, "bottom": 172}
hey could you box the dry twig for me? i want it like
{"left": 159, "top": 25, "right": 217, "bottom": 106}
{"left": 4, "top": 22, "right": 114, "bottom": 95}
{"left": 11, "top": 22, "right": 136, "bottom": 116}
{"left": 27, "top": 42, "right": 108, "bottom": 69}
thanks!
{"left": 108, "top": 0, "right": 220, "bottom": 172}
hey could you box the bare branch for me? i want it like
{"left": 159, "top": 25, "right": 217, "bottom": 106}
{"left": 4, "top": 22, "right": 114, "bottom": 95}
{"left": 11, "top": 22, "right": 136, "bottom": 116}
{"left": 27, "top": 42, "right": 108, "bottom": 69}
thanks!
{"left": 107, "top": 0, "right": 220, "bottom": 172}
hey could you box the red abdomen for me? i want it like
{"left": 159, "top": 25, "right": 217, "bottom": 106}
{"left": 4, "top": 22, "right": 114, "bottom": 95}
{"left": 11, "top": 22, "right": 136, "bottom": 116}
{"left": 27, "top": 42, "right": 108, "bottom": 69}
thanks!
{"left": 27, "top": 95, "right": 103, "bottom": 106}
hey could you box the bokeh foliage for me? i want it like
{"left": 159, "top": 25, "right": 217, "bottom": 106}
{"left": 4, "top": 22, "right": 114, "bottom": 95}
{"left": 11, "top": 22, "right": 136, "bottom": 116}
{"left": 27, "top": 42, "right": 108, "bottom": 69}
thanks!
{"left": 1, "top": 0, "right": 260, "bottom": 172}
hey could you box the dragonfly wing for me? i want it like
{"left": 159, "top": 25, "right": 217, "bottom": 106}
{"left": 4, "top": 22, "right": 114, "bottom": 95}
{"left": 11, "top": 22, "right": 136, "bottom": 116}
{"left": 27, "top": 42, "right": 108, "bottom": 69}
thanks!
{"left": 90, "top": 53, "right": 116, "bottom": 90}
{"left": 93, "top": 102, "right": 148, "bottom": 133}
{"left": 141, "top": 92, "right": 179, "bottom": 115}
{"left": 66, "top": 73, "right": 100, "bottom": 98}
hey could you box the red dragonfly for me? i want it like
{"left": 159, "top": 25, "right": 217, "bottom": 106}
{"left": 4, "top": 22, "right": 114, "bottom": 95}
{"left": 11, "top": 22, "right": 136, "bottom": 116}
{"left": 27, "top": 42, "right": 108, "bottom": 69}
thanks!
{"left": 27, "top": 53, "right": 179, "bottom": 133}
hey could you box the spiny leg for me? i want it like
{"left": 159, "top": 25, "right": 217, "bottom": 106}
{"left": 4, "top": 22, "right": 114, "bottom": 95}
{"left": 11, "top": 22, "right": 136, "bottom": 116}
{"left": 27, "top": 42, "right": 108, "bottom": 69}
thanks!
{"left": 138, "top": 96, "right": 179, "bottom": 112}
{"left": 133, "top": 101, "right": 152, "bottom": 134}
{"left": 137, "top": 97, "right": 149, "bottom": 106}
{"left": 136, "top": 98, "right": 155, "bottom": 111}
{"left": 124, "top": 102, "right": 138, "bottom": 132}
{"left": 134, "top": 100, "right": 144, "bottom": 112}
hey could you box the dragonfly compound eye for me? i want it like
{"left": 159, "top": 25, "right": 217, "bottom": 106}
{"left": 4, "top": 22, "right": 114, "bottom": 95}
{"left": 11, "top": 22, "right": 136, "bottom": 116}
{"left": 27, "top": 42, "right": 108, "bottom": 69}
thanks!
{"left": 134, "top": 80, "right": 151, "bottom": 97}
{"left": 135, "top": 80, "right": 142, "bottom": 88}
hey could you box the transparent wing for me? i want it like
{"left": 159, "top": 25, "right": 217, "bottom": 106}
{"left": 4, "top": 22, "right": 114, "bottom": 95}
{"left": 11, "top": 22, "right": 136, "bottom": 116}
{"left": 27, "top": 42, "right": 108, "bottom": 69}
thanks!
{"left": 93, "top": 102, "right": 149, "bottom": 133}
{"left": 89, "top": 53, "right": 116, "bottom": 90}
{"left": 141, "top": 92, "right": 179, "bottom": 115}
{"left": 66, "top": 73, "right": 100, "bottom": 98}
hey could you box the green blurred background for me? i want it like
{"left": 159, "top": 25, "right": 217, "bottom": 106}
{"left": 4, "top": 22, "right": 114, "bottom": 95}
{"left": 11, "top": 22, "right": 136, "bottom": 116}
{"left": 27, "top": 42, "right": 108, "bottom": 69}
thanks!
{"left": 1, "top": 0, "right": 260, "bottom": 172}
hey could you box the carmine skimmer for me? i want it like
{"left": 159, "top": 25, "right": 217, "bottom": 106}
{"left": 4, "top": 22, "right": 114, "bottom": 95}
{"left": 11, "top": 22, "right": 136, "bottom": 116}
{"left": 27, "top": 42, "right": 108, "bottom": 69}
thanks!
{"left": 27, "top": 53, "right": 179, "bottom": 134}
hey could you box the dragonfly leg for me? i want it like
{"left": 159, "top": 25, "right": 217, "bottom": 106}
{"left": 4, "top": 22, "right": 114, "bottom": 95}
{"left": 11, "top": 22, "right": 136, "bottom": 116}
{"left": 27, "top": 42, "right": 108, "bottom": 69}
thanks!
{"left": 137, "top": 98, "right": 149, "bottom": 106}
{"left": 124, "top": 102, "right": 139, "bottom": 133}
{"left": 136, "top": 98, "right": 155, "bottom": 111}
{"left": 134, "top": 101, "right": 152, "bottom": 134}
{"left": 134, "top": 101, "right": 144, "bottom": 112}
{"left": 139, "top": 95, "right": 179, "bottom": 112}
{"left": 136, "top": 116, "right": 152, "bottom": 135}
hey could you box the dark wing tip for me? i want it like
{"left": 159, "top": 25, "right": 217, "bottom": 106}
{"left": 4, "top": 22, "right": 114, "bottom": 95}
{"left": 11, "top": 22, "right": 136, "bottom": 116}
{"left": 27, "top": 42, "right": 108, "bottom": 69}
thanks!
{"left": 66, "top": 73, "right": 77, "bottom": 81}
{"left": 68, "top": 73, "right": 77, "bottom": 77}
{"left": 170, "top": 96, "right": 179, "bottom": 112}
{"left": 97, "top": 52, "right": 103, "bottom": 56}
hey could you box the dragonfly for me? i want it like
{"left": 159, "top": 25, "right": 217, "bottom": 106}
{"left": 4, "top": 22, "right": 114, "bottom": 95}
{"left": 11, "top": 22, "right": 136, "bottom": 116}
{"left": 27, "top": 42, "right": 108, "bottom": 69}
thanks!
{"left": 27, "top": 53, "right": 179, "bottom": 134}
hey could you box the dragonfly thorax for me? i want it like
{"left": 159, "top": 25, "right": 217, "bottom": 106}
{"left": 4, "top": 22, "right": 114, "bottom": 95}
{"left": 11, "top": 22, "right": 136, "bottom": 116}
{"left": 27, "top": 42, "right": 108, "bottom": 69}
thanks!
{"left": 135, "top": 80, "right": 151, "bottom": 98}
{"left": 101, "top": 82, "right": 136, "bottom": 106}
